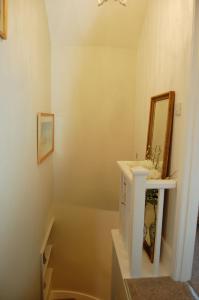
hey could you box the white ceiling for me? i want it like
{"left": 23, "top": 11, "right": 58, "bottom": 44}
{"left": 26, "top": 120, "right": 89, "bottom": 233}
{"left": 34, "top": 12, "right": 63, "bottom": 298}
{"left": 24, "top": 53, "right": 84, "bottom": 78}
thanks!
{"left": 45, "top": 0, "right": 148, "bottom": 48}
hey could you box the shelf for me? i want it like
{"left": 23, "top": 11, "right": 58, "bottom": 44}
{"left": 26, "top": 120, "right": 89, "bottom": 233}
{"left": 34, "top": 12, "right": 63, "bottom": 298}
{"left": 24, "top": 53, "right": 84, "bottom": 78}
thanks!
{"left": 146, "top": 179, "right": 176, "bottom": 189}
{"left": 43, "top": 244, "right": 53, "bottom": 278}
{"left": 44, "top": 268, "right": 53, "bottom": 300}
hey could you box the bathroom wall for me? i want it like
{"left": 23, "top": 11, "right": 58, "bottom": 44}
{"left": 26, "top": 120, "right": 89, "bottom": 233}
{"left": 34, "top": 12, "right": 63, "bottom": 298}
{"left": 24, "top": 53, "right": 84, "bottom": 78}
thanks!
{"left": 0, "top": 1, "right": 53, "bottom": 299}
{"left": 51, "top": 45, "right": 135, "bottom": 300}
{"left": 134, "top": 0, "right": 195, "bottom": 275}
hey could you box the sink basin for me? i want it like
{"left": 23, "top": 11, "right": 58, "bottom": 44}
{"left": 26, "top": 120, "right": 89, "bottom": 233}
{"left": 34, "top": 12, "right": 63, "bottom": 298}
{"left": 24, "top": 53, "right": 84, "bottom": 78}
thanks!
{"left": 121, "top": 160, "right": 161, "bottom": 179}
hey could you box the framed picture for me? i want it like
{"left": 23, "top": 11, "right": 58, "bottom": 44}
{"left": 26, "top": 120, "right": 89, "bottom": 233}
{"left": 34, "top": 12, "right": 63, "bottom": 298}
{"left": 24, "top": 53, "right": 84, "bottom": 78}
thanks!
{"left": 0, "top": 0, "right": 7, "bottom": 39}
{"left": 143, "top": 189, "right": 158, "bottom": 263}
{"left": 37, "top": 113, "right": 54, "bottom": 164}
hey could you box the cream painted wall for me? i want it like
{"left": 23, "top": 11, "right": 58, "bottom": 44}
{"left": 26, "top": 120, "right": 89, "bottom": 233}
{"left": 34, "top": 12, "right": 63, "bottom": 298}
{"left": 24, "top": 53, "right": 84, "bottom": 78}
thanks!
{"left": 134, "top": 0, "right": 195, "bottom": 274}
{"left": 51, "top": 46, "right": 135, "bottom": 299}
{"left": 0, "top": 1, "right": 53, "bottom": 299}
{"left": 45, "top": 0, "right": 148, "bottom": 48}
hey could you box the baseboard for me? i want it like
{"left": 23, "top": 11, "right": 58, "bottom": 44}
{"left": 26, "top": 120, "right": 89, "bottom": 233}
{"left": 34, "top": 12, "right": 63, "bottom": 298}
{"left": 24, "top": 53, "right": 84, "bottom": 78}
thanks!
{"left": 186, "top": 283, "right": 199, "bottom": 300}
{"left": 50, "top": 290, "right": 101, "bottom": 300}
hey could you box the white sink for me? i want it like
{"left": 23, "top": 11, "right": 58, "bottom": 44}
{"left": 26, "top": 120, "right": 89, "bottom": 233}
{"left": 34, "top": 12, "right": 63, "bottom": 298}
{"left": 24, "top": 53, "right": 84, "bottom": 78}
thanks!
{"left": 120, "top": 160, "right": 161, "bottom": 179}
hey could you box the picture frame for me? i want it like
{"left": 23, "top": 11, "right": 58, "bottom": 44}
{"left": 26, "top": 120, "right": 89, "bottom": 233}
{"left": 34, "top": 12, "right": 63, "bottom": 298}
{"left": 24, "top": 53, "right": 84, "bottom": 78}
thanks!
{"left": 143, "top": 189, "right": 158, "bottom": 263}
{"left": 0, "top": 0, "right": 7, "bottom": 39}
{"left": 37, "top": 113, "right": 54, "bottom": 164}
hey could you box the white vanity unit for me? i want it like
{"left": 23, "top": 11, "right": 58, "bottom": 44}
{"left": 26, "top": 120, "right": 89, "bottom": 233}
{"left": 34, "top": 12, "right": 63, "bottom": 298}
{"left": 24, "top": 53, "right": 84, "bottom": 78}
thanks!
{"left": 112, "top": 160, "right": 176, "bottom": 289}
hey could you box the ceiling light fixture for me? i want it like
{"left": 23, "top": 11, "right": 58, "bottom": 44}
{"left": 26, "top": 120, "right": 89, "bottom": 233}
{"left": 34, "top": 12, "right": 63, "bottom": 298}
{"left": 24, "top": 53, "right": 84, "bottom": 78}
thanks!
{"left": 98, "top": 0, "right": 127, "bottom": 7}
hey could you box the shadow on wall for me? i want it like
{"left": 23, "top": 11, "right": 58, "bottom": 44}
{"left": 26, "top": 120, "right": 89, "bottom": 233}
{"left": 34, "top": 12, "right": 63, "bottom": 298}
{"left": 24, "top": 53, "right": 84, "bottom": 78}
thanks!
{"left": 50, "top": 7, "right": 136, "bottom": 300}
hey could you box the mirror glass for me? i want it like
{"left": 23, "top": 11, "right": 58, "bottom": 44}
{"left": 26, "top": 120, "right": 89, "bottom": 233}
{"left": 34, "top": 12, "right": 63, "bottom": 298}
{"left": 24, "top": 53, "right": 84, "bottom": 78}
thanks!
{"left": 152, "top": 99, "right": 169, "bottom": 162}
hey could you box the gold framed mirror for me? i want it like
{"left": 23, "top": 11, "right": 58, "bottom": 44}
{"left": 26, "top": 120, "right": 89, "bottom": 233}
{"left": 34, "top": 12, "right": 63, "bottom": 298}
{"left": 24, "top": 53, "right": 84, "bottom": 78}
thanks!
{"left": 0, "top": 0, "right": 8, "bottom": 40}
{"left": 146, "top": 91, "right": 175, "bottom": 179}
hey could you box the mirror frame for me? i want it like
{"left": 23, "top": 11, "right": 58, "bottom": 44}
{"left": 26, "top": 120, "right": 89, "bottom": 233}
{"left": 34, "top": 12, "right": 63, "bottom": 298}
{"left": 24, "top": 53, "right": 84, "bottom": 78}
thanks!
{"left": 146, "top": 91, "right": 175, "bottom": 179}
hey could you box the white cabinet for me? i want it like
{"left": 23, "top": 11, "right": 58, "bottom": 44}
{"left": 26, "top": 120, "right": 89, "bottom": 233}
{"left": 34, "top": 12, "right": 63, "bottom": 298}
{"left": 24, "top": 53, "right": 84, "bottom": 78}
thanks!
{"left": 114, "top": 161, "right": 176, "bottom": 278}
